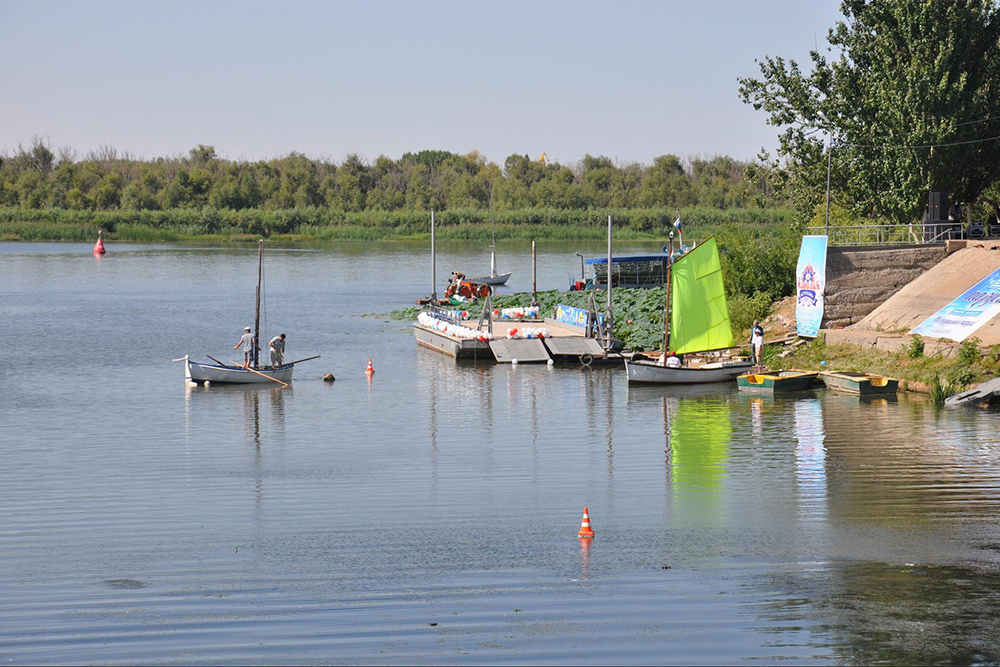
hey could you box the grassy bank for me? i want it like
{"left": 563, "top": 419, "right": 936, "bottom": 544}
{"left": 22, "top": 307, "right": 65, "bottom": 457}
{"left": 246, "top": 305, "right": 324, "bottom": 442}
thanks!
{"left": 766, "top": 336, "right": 1000, "bottom": 398}
{"left": 0, "top": 205, "right": 795, "bottom": 242}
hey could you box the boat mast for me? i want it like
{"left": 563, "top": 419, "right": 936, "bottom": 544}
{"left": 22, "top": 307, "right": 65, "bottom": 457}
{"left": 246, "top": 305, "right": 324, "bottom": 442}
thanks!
{"left": 490, "top": 207, "right": 497, "bottom": 278}
{"left": 254, "top": 239, "right": 263, "bottom": 369}
{"left": 531, "top": 240, "right": 538, "bottom": 307}
{"left": 430, "top": 211, "right": 437, "bottom": 303}
{"left": 662, "top": 232, "right": 673, "bottom": 356}
{"left": 605, "top": 215, "right": 614, "bottom": 348}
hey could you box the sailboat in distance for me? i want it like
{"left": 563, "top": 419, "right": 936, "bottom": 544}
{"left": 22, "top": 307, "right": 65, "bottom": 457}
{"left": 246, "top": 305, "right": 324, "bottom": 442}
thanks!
{"left": 469, "top": 204, "right": 511, "bottom": 286}
{"left": 625, "top": 235, "right": 751, "bottom": 384}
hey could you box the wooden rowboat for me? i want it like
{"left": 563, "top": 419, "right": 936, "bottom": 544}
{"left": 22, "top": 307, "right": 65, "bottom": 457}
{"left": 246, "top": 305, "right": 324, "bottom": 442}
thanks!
{"left": 737, "top": 370, "right": 820, "bottom": 393}
{"left": 821, "top": 371, "right": 898, "bottom": 395}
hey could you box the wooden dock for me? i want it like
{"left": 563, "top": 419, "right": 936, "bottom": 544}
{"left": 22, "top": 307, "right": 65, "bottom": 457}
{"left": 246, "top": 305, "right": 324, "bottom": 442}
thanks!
{"left": 413, "top": 317, "right": 614, "bottom": 364}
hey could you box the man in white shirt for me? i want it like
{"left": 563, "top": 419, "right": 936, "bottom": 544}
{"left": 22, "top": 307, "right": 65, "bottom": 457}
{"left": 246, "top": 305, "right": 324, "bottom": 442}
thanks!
{"left": 234, "top": 327, "right": 255, "bottom": 368}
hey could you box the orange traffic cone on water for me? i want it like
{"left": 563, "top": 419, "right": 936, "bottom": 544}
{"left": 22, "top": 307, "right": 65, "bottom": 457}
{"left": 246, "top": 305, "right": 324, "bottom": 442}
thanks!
{"left": 365, "top": 358, "right": 374, "bottom": 376}
{"left": 93, "top": 230, "right": 106, "bottom": 255}
{"left": 578, "top": 507, "right": 595, "bottom": 538}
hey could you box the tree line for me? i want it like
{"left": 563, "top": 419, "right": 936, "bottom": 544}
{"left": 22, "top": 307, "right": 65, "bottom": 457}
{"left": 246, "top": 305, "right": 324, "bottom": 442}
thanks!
{"left": 0, "top": 140, "right": 786, "bottom": 214}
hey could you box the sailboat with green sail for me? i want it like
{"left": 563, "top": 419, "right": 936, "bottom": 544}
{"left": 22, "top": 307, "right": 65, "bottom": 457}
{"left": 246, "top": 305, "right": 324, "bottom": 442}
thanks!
{"left": 625, "top": 236, "right": 751, "bottom": 384}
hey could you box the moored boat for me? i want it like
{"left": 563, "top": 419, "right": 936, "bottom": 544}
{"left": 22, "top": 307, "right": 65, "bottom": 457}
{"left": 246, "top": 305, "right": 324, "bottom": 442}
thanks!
{"left": 627, "top": 357, "right": 750, "bottom": 384}
{"left": 737, "top": 370, "right": 820, "bottom": 393}
{"left": 626, "top": 233, "right": 751, "bottom": 384}
{"left": 468, "top": 271, "right": 512, "bottom": 286}
{"left": 821, "top": 371, "right": 898, "bottom": 395}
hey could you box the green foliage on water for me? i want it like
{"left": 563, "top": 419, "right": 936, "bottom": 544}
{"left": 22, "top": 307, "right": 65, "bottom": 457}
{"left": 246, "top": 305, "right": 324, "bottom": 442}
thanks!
{"left": 393, "top": 285, "right": 767, "bottom": 353}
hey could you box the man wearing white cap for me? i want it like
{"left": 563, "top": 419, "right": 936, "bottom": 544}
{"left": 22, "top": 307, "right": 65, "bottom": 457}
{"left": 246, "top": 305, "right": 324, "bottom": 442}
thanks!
{"left": 234, "top": 326, "right": 255, "bottom": 368}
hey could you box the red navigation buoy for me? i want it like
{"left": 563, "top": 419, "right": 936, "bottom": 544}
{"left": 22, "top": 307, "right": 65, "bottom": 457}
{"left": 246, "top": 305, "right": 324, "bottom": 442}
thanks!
{"left": 93, "top": 230, "right": 106, "bottom": 255}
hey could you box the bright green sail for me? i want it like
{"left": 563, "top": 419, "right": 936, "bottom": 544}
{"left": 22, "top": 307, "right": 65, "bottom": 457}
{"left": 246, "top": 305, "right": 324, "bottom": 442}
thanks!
{"left": 669, "top": 237, "right": 735, "bottom": 354}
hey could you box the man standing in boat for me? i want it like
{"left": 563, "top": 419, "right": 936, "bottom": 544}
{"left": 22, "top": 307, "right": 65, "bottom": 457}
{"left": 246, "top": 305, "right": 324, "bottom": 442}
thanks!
{"left": 268, "top": 333, "right": 286, "bottom": 368}
{"left": 234, "top": 326, "right": 256, "bottom": 368}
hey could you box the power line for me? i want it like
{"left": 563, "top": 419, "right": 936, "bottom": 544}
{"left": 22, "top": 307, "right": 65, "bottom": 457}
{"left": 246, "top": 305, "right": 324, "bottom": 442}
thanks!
{"left": 836, "top": 133, "right": 1000, "bottom": 150}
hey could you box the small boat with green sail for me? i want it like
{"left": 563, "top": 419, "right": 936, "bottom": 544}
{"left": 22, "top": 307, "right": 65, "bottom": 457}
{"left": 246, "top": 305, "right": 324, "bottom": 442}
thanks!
{"left": 625, "top": 235, "right": 751, "bottom": 384}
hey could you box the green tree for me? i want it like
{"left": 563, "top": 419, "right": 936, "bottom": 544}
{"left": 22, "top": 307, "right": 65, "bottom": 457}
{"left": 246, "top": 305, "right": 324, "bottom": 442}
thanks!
{"left": 738, "top": 0, "right": 1000, "bottom": 224}
{"left": 639, "top": 155, "right": 690, "bottom": 208}
{"left": 189, "top": 144, "right": 217, "bottom": 166}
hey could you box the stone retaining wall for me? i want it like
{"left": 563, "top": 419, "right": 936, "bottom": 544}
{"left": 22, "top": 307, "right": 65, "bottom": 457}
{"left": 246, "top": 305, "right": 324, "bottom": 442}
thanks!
{"left": 822, "top": 244, "right": 949, "bottom": 328}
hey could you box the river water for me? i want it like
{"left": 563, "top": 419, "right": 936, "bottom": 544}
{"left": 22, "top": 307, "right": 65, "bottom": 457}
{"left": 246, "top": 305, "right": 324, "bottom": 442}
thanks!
{"left": 4, "top": 241, "right": 1000, "bottom": 665}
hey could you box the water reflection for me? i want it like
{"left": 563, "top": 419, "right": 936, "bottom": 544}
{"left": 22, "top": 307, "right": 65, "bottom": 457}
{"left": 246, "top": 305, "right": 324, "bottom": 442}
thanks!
{"left": 794, "top": 399, "right": 827, "bottom": 520}
{"left": 664, "top": 394, "right": 732, "bottom": 527}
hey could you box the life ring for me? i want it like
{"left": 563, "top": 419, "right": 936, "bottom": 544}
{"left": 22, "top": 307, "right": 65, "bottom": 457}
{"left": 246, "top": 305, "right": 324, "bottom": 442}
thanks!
{"left": 445, "top": 284, "right": 456, "bottom": 298}
{"left": 458, "top": 283, "right": 473, "bottom": 298}
{"left": 477, "top": 284, "right": 491, "bottom": 299}
{"left": 580, "top": 353, "right": 594, "bottom": 366}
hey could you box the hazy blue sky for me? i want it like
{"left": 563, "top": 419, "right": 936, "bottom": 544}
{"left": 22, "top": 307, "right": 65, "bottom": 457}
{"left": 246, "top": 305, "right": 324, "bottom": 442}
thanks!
{"left": 0, "top": 1, "right": 842, "bottom": 165}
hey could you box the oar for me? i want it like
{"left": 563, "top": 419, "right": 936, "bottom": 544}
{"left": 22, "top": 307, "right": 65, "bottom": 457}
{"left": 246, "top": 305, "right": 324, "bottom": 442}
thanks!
{"left": 229, "top": 360, "right": 290, "bottom": 388}
{"left": 206, "top": 355, "right": 228, "bottom": 367}
{"left": 286, "top": 354, "right": 321, "bottom": 366}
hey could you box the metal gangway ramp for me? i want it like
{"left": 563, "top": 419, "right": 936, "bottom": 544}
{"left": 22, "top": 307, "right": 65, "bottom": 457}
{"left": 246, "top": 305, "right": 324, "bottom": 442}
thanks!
{"left": 542, "top": 336, "right": 607, "bottom": 361}
{"left": 488, "top": 338, "right": 551, "bottom": 363}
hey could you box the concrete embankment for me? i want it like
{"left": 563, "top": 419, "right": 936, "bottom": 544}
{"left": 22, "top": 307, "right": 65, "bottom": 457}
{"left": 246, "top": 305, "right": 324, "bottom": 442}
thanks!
{"left": 823, "top": 240, "right": 1000, "bottom": 355}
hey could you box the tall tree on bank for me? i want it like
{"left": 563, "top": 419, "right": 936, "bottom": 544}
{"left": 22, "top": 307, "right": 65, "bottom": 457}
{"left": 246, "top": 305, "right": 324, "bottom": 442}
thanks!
{"left": 738, "top": 0, "right": 1000, "bottom": 225}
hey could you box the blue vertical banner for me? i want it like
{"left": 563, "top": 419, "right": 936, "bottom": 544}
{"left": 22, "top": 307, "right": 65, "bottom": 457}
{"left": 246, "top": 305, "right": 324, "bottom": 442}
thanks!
{"left": 796, "top": 235, "right": 828, "bottom": 338}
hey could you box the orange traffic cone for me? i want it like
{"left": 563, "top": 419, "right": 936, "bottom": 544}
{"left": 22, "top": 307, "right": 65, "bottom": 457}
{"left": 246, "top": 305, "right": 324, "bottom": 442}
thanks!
{"left": 578, "top": 507, "right": 595, "bottom": 538}
{"left": 365, "top": 358, "right": 374, "bottom": 376}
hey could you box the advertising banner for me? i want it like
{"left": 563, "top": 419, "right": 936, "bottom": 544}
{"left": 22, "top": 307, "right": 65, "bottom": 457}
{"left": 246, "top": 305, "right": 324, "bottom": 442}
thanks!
{"left": 911, "top": 267, "right": 1000, "bottom": 341}
{"left": 555, "top": 303, "right": 602, "bottom": 329}
{"left": 795, "top": 235, "right": 828, "bottom": 338}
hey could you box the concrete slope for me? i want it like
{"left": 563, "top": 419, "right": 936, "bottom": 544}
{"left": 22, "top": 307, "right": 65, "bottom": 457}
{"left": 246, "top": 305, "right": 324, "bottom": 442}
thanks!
{"left": 854, "top": 240, "right": 1000, "bottom": 344}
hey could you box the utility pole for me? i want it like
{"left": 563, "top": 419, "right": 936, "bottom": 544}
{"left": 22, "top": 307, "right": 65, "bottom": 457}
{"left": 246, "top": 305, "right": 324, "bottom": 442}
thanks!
{"left": 825, "top": 137, "right": 833, "bottom": 235}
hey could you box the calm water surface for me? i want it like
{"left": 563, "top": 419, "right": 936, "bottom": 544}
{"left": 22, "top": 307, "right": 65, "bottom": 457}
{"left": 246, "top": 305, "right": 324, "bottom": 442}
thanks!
{"left": 4, "top": 241, "right": 1000, "bottom": 665}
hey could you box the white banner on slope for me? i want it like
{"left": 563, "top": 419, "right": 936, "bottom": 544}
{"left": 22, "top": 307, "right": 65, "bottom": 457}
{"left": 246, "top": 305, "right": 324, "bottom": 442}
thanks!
{"left": 911, "top": 266, "right": 1000, "bottom": 341}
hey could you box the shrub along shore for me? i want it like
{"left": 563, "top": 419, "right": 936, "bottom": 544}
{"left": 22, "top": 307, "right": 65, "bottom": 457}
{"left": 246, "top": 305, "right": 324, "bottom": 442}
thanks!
{"left": 0, "top": 205, "right": 793, "bottom": 242}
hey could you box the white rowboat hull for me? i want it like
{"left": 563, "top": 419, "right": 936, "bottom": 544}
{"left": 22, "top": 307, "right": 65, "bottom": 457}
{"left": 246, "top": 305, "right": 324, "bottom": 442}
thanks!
{"left": 469, "top": 272, "right": 512, "bottom": 286}
{"left": 625, "top": 358, "right": 751, "bottom": 384}
{"left": 185, "top": 359, "right": 294, "bottom": 385}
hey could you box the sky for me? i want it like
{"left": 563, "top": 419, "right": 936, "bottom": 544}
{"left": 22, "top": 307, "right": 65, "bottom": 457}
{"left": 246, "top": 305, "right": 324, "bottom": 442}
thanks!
{"left": 0, "top": 0, "right": 842, "bottom": 166}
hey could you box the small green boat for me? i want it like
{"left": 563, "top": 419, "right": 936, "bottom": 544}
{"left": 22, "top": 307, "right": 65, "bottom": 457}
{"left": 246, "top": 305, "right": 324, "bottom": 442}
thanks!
{"left": 737, "top": 370, "right": 820, "bottom": 393}
{"left": 820, "top": 371, "right": 898, "bottom": 395}
{"left": 448, "top": 294, "right": 477, "bottom": 307}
